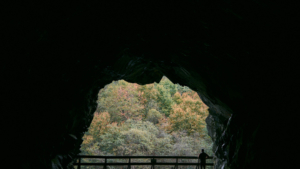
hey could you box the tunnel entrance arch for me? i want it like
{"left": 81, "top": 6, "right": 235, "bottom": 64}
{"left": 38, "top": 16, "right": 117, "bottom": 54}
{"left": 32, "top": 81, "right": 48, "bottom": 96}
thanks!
{"left": 61, "top": 53, "right": 235, "bottom": 169}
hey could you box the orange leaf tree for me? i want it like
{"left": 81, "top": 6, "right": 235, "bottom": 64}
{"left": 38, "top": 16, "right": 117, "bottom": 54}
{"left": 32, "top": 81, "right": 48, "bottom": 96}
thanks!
{"left": 166, "top": 91, "right": 209, "bottom": 135}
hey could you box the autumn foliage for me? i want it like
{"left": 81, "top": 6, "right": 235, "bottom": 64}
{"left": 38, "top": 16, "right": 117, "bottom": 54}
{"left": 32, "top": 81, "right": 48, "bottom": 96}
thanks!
{"left": 80, "top": 76, "right": 213, "bottom": 168}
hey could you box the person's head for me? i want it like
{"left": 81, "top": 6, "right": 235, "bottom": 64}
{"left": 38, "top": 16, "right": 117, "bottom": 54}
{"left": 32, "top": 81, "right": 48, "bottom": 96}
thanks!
{"left": 202, "top": 149, "right": 204, "bottom": 152}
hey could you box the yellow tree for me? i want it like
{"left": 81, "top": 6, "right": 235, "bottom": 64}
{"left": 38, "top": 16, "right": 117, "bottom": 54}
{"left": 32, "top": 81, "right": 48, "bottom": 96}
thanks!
{"left": 165, "top": 91, "right": 209, "bottom": 135}
{"left": 97, "top": 80, "right": 144, "bottom": 122}
{"left": 80, "top": 112, "right": 110, "bottom": 155}
{"left": 89, "top": 112, "right": 111, "bottom": 138}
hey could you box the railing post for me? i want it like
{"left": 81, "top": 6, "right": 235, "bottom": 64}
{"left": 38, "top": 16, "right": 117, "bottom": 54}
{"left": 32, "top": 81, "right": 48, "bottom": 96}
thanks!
{"left": 78, "top": 157, "right": 81, "bottom": 169}
{"left": 127, "top": 157, "right": 131, "bottom": 169}
{"left": 104, "top": 157, "right": 107, "bottom": 169}
{"left": 151, "top": 158, "right": 155, "bottom": 169}
{"left": 196, "top": 158, "right": 199, "bottom": 169}
{"left": 176, "top": 157, "right": 178, "bottom": 169}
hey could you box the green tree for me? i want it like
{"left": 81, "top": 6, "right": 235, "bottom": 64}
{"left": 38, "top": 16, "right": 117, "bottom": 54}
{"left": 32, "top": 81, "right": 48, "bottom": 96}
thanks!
{"left": 137, "top": 83, "right": 160, "bottom": 119}
{"left": 146, "top": 109, "right": 162, "bottom": 124}
{"left": 99, "top": 122, "right": 124, "bottom": 155}
{"left": 155, "top": 83, "right": 173, "bottom": 116}
{"left": 175, "top": 84, "right": 193, "bottom": 95}
{"left": 159, "top": 76, "right": 177, "bottom": 97}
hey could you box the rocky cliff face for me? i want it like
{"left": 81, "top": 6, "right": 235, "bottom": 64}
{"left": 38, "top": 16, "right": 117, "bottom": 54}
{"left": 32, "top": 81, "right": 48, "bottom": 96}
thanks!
{"left": 2, "top": 1, "right": 296, "bottom": 169}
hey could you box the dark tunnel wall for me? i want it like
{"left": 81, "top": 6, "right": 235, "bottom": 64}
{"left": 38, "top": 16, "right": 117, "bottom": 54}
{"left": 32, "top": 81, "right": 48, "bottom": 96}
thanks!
{"left": 2, "top": 1, "right": 297, "bottom": 169}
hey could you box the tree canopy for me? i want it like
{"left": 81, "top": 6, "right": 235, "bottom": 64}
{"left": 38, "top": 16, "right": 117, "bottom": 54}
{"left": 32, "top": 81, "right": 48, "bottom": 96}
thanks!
{"left": 80, "top": 76, "right": 213, "bottom": 168}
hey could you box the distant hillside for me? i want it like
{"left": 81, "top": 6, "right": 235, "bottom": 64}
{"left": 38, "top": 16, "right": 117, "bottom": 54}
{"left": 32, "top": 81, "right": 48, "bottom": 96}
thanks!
{"left": 80, "top": 77, "right": 213, "bottom": 168}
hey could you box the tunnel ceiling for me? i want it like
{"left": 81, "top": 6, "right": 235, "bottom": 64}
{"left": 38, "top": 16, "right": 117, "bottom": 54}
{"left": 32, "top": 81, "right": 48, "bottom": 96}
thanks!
{"left": 2, "top": 1, "right": 296, "bottom": 169}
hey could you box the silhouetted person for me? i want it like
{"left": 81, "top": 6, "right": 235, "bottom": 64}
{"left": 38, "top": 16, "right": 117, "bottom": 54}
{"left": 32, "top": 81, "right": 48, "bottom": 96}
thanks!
{"left": 199, "top": 149, "right": 210, "bottom": 169}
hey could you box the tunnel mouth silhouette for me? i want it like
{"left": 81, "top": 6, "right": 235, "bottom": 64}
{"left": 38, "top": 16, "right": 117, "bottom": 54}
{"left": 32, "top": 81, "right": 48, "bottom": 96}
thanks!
{"left": 77, "top": 76, "right": 214, "bottom": 169}
{"left": 3, "top": 0, "right": 294, "bottom": 168}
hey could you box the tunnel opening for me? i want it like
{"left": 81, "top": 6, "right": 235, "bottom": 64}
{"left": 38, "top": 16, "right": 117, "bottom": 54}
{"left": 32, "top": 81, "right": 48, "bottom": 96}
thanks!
{"left": 77, "top": 76, "right": 214, "bottom": 169}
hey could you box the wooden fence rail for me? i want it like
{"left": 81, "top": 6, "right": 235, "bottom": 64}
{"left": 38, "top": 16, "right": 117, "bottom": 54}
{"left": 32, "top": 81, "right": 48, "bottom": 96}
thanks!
{"left": 73, "top": 155, "right": 214, "bottom": 169}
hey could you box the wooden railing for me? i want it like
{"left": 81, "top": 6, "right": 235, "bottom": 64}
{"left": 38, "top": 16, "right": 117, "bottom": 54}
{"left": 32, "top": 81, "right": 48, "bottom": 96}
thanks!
{"left": 73, "top": 155, "right": 214, "bottom": 169}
